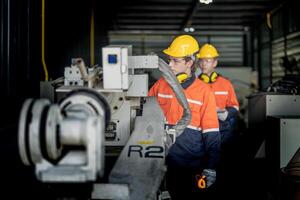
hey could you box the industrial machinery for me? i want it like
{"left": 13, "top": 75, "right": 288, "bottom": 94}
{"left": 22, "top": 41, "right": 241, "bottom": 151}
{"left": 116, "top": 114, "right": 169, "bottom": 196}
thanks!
{"left": 18, "top": 45, "right": 189, "bottom": 200}
{"left": 248, "top": 92, "right": 300, "bottom": 160}
{"left": 18, "top": 89, "right": 110, "bottom": 182}
{"left": 248, "top": 92, "right": 300, "bottom": 198}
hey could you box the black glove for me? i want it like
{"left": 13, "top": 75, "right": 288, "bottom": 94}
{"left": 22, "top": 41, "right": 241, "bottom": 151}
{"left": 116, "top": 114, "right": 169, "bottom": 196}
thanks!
{"left": 201, "top": 169, "right": 216, "bottom": 188}
{"left": 202, "top": 169, "right": 217, "bottom": 188}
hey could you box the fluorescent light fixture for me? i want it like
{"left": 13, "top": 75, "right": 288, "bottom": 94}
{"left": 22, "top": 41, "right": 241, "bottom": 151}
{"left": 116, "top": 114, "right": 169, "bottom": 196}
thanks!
{"left": 199, "top": 0, "right": 213, "bottom": 4}
{"left": 184, "top": 27, "right": 195, "bottom": 33}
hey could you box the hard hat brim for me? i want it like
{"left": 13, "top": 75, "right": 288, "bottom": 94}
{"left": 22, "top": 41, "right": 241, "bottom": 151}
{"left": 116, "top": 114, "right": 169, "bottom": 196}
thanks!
{"left": 163, "top": 48, "right": 182, "bottom": 58}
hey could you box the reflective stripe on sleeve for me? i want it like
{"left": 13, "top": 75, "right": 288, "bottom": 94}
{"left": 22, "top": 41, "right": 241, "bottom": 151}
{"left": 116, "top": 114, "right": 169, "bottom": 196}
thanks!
{"left": 214, "top": 91, "right": 228, "bottom": 95}
{"left": 202, "top": 128, "right": 220, "bottom": 133}
{"left": 186, "top": 125, "right": 202, "bottom": 131}
{"left": 187, "top": 98, "right": 203, "bottom": 105}
{"left": 233, "top": 106, "right": 239, "bottom": 111}
{"left": 158, "top": 93, "right": 173, "bottom": 98}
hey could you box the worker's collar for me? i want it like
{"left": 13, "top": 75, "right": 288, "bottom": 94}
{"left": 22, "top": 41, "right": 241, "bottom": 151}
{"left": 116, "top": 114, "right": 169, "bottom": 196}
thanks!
{"left": 181, "top": 73, "right": 195, "bottom": 89}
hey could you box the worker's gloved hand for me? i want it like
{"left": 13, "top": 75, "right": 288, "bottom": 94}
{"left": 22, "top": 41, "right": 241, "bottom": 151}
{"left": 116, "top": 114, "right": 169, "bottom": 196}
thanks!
{"left": 201, "top": 169, "right": 216, "bottom": 188}
{"left": 217, "top": 109, "right": 228, "bottom": 121}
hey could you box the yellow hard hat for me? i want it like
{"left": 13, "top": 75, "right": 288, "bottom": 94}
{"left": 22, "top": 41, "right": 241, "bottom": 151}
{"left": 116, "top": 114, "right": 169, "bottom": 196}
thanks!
{"left": 163, "top": 35, "right": 199, "bottom": 57}
{"left": 197, "top": 43, "right": 219, "bottom": 58}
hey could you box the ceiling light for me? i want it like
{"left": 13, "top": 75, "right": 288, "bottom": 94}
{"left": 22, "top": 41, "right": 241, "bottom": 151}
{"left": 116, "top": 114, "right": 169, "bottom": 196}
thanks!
{"left": 199, "top": 0, "right": 213, "bottom": 4}
{"left": 184, "top": 27, "right": 195, "bottom": 33}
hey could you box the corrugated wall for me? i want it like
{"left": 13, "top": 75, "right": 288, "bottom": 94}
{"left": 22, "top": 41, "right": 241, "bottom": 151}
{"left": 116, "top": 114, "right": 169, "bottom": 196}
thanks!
{"left": 255, "top": 1, "right": 300, "bottom": 89}
{"left": 109, "top": 31, "right": 244, "bottom": 67}
{"left": 272, "top": 31, "right": 300, "bottom": 81}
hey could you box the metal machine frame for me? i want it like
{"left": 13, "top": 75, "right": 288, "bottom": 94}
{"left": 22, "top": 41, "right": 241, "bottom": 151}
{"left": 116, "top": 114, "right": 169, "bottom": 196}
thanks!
{"left": 18, "top": 45, "right": 176, "bottom": 200}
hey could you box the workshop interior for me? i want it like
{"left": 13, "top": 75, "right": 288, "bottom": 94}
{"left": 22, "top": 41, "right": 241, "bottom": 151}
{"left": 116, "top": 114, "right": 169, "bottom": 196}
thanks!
{"left": 1, "top": 0, "right": 300, "bottom": 199}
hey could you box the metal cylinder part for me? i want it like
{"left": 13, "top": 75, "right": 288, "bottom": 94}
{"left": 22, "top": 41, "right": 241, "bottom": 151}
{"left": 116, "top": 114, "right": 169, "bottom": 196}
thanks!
{"left": 18, "top": 98, "right": 51, "bottom": 166}
{"left": 45, "top": 105, "right": 62, "bottom": 160}
{"left": 18, "top": 88, "right": 110, "bottom": 184}
{"left": 18, "top": 98, "right": 34, "bottom": 166}
{"left": 60, "top": 118, "right": 87, "bottom": 146}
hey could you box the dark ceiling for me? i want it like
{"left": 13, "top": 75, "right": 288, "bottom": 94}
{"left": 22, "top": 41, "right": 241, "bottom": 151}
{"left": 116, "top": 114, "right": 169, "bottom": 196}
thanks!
{"left": 108, "top": 0, "right": 283, "bottom": 32}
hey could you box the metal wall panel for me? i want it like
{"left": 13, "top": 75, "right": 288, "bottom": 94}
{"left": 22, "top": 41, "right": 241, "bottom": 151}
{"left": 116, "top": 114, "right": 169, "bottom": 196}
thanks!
{"left": 271, "top": 31, "right": 300, "bottom": 81}
{"left": 109, "top": 32, "right": 244, "bottom": 67}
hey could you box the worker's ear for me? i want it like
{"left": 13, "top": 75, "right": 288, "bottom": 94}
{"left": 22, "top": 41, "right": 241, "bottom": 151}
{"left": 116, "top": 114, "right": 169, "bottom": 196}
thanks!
{"left": 213, "top": 59, "right": 218, "bottom": 68}
{"left": 186, "top": 59, "right": 194, "bottom": 68}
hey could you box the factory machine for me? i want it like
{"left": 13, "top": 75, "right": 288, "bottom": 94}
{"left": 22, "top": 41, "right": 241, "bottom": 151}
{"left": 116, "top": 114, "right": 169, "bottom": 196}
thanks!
{"left": 248, "top": 92, "right": 300, "bottom": 198}
{"left": 248, "top": 92, "right": 300, "bottom": 165}
{"left": 18, "top": 45, "right": 188, "bottom": 200}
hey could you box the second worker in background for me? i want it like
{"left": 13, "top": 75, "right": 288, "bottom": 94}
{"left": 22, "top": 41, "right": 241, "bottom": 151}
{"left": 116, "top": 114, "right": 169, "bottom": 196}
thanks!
{"left": 197, "top": 43, "right": 239, "bottom": 148}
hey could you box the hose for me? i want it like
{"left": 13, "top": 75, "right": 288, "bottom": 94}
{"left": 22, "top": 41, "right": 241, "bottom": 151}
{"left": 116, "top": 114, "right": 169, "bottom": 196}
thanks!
{"left": 157, "top": 58, "right": 191, "bottom": 136}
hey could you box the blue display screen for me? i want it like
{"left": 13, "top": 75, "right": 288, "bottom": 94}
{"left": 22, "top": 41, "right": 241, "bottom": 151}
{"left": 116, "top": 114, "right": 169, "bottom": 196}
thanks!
{"left": 108, "top": 54, "right": 118, "bottom": 64}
